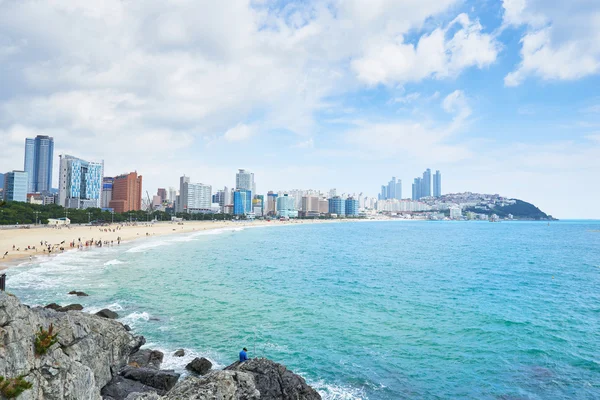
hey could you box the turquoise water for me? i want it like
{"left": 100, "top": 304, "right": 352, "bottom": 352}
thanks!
{"left": 6, "top": 221, "right": 600, "bottom": 399}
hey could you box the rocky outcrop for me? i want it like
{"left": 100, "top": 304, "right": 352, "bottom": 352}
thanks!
{"left": 0, "top": 292, "right": 144, "bottom": 400}
{"left": 173, "top": 349, "right": 184, "bottom": 357}
{"left": 68, "top": 291, "right": 89, "bottom": 297}
{"left": 96, "top": 309, "right": 119, "bottom": 319}
{"left": 226, "top": 358, "right": 321, "bottom": 400}
{"left": 128, "top": 349, "right": 163, "bottom": 369}
{"left": 0, "top": 294, "right": 321, "bottom": 400}
{"left": 185, "top": 357, "right": 212, "bottom": 375}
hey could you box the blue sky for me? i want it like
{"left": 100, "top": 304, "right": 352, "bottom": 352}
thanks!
{"left": 1, "top": 0, "right": 599, "bottom": 218}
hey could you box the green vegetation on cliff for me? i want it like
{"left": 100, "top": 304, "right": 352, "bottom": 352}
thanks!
{"left": 465, "top": 199, "right": 552, "bottom": 220}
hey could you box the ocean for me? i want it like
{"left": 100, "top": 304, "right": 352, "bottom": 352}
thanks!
{"left": 5, "top": 220, "right": 600, "bottom": 399}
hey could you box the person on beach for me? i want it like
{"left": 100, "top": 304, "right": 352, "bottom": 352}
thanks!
{"left": 239, "top": 347, "right": 248, "bottom": 362}
{"left": 3, "top": 251, "right": 7, "bottom": 259}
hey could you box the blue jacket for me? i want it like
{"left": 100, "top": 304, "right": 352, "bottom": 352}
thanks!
{"left": 239, "top": 350, "right": 248, "bottom": 361}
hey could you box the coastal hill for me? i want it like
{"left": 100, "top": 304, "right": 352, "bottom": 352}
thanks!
{"left": 0, "top": 292, "right": 320, "bottom": 400}
{"left": 421, "top": 192, "right": 555, "bottom": 220}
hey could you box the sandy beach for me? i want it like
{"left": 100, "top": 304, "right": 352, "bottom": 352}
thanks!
{"left": 0, "top": 219, "right": 339, "bottom": 269}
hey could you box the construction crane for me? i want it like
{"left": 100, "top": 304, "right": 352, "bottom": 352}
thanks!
{"left": 145, "top": 191, "right": 154, "bottom": 221}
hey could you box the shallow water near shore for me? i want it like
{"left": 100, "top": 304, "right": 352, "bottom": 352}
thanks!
{"left": 6, "top": 220, "right": 600, "bottom": 399}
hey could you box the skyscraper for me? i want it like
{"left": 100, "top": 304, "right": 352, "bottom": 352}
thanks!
{"left": 157, "top": 188, "right": 167, "bottom": 203}
{"left": 109, "top": 172, "right": 143, "bottom": 213}
{"left": 412, "top": 177, "right": 422, "bottom": 200}
{"left": 421, "top": 168, "right": 431, "bottom": 198}
{"left": 178, "top": 175, "right": 190, "bottom": 213}
{"left": 24, "top": 135, "right": 54, "bottom": 193}
{"left": 233, "top": 190, "right": 249, "bottom": 215}
{"left": 433, "top": 170, "right": 442, "bottom": 197}
{"left": 101, "top": 177, "right": 114, "bottom": 208}
{"left": 345, "top": 197, "right": 359, "bottom": 216}
{"left": 395, "top": 180, "right": 402, "bottom": 200}
{"left": 236, "top": 169, "right": 254, "bottom": 213}
{"left": 3, "top": 171, "right": 28, "bottom": 202}
{"left": 58, "top": 154, "right": 103, "bottom": 209}
{"left": 328, "top": 196, "right": 346, "bottom": 216}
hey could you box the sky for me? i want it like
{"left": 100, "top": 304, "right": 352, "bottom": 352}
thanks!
{"left": 0, "top": 0, "right": 599, "bottom": 219}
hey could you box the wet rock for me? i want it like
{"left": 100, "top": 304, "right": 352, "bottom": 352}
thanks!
{"left": 57, "top": 303, "right": 83, "bottom": 312}
{"left": 96, "top": 308, "right": 119, "bottom": 319}
{"left": 101, "top": 376, "right": 158, "bottom": 400}
{"left": 129, "top": 349, "right": 164, "bottom": 369}
{"left": 120, "top": 366, "right": 180, "bottom": 392}
{"left": 68, "top": 290, "right": 89, "bottom": 296}
{"left": 226, "top": 358, "right": 322, "bottom": 400}
{"left": 124, "top": 324, "right": 132, "bottom": 331}
{"left": 185, "top": 357, "right": 212, "bottom": 375}
{"left": 44, "top": 303, "right": 61, "bottom": 310}
{"left": 173, "top": 349, "right": 184, "bottom": 357}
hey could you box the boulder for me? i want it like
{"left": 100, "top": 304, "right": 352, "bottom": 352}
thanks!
{"left": 0, "top": 292, "right": 145, "bottom": 400}
{"left": 226, "top": 358, "right": 321, "bottom": 400}
{"left": 120, "top": 366, "right": 180, "bottom": 392}
{"left": 44, "top": 303, "right": 61, "bottom": 310}
{"left": 162, "top": 372, "right": 260, "bottom": 400}
{"left": 173, "top": 349, "right": 184, "bottom": 357}
{"left": 129, "top": 349, "right": 164, "bottom": 369}
{"left": 57, "top": 303, "right": 83, "bottom": 312}
{"left": 68, "top": 290, "right": 89, "bottom": 296}
{"left": 185, "top": 357, "right": 212, "bottom": 375}
{"left": 96, "top": 308, "right": 119, "bottom": 319}
{"left": 101, "top": 376, "right": 158, "bottom": 400}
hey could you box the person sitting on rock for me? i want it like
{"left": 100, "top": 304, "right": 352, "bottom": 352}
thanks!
{"left": 239, "top": 347, "right": 248, "bottom": 362}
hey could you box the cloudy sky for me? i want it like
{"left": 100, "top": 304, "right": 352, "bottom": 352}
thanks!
{"left": 1, "top": 0, "right": 599, "bottom": 219}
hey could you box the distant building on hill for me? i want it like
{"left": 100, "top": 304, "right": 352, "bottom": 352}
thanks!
{"left": 433, "top": 170, "right": 442, "bottom": 197}
{"left": 109, "top": 172, "right": 143, "bottom": 213}
{"left": 3, "top": 171, "right": 28, "bottom": 202}
{"left": 58, "top": 155, "right": 103, "bottom": 209}
{"left": 24, "top": 135, "right": 54, "bottom": 193}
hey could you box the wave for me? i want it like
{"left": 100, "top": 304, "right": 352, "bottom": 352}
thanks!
{"left": 104, "top": 259, "right": 125, "bottom": 266}
{"left": 119, "top": 311, "right": 152, "bottom": 328}
{"left": 140, "top": 345, "right": 225, "bottom": 374}
{"left": 311, "top": 379, "right": 368, "bottom": 400}
{"left": 85, "top": 302, "right": 125, "bottom": 314}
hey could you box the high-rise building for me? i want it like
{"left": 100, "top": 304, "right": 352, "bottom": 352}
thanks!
{"left": 157, "top": 188, "right": 167, "bottom": 203}
{"left": 186, "top": 183, "right": 212, "bottom": 211}
{"left": 109, "top": 172, "right": 143, "bottom": 213}
{"left": 168, "top": 187, "right": 177, "bottom": 203}
{"left": 328, "top": 196, "right": 345, "bottom": 216}
{"left": 395, "top": 180, "right": 402, "bottom": 200}
{"left": 253, "top": 195, "right": 264, "bottom": 216}
{"left": 24, "top": 135, "right": 54, "bottom": 193}
{"left": 101, "top": 177, "right": 114, "bottom": 208}
{"left": 266, "top": 191, "right": 278, "bottom": 216}
{"left": 433, "top": 170, "right": 442, "bottom": 197}
{"left": 276, "top": 194, "right": 297, "bottom": 218}
{"left": 3, "top": 171, "right": 28, "bottom": 202}
{"left": 412, "top": 177, "right": 422, "bottom": 200}
{"left": 58, "top": 155, "right": 103, "bottom": 209}
{"left": 235, "top": 169, "right": 254, "bottom": 213}
{"left": 421, "top": 168, "right": 431, "bottom": 198}
{"left": 379, "top": 177, "right": 402, "bottom": 200}
{"left": 345, "top": 197, "right": 359, "bottom": 216}
{"left": 178, "top": 175, "right": 190, "bottom": 213}
{"left": 233, "top": 190, "right": 249, "bottom": 215}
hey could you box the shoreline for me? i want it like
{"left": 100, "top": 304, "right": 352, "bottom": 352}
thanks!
{"left": 0, "top": 218, "right": 367, "bottom": 270}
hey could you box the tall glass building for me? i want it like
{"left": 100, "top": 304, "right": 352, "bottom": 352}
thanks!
{"left": 345, "top": 198, "right": 359, "bottom": 216}
{"left": 58, "top": 155, "right": 103, "bottom": 209}
{"left": 3, "top": 171, "right": 28, "bottom": 202}
{"left": 24, "top": 135, "right": 54, "bottom": 193}
{"left": 233, "top": 190, "right": 248, "bottom": 215}
{"left": 433, "top": 170, "right": 442, "bottom": 197}
{"left": 328, "top": 196, "right": 346, "bottom": 216}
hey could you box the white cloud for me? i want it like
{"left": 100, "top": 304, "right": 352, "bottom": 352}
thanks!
{"left": 224, "top": 123, "right": 255, "bottom": 142}
{"left": 351, "top": 13, "right": 500, "bottom": 85}
{"left": 292, "top": 138, "right": 314, "bottom": 149}
{"left": 503, "top": 0, "right": 600, "bottom": 85}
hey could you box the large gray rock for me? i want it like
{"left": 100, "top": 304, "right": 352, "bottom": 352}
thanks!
{"left": 57, "top": 303, "right": 84, "bottom": 312}
{"left": 128, "top": 349, "right": 164, "bottom": 369}
{"left": 226, "top": 358, "right": 321, "bottom": 400}
{"left": 0, "top": 292, "right": 145, "bottom": 400}
{"left": 96, "top": 309, "right": 119, "bottom": 319}
{"left": 100, "top": 376, "right": 158, "bottom": 400}
{"left": 120, "top": 366, "right": 180, "bottom": 392}
{"left": 185, "top": 357, "right": 212, "bottom": 375}
{"left": 162, "top": 371, "right": 260, "bottom": 400}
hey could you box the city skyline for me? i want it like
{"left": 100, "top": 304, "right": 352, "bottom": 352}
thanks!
{"left": 1, "top": 1, "right": 600, "bottom": 218}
